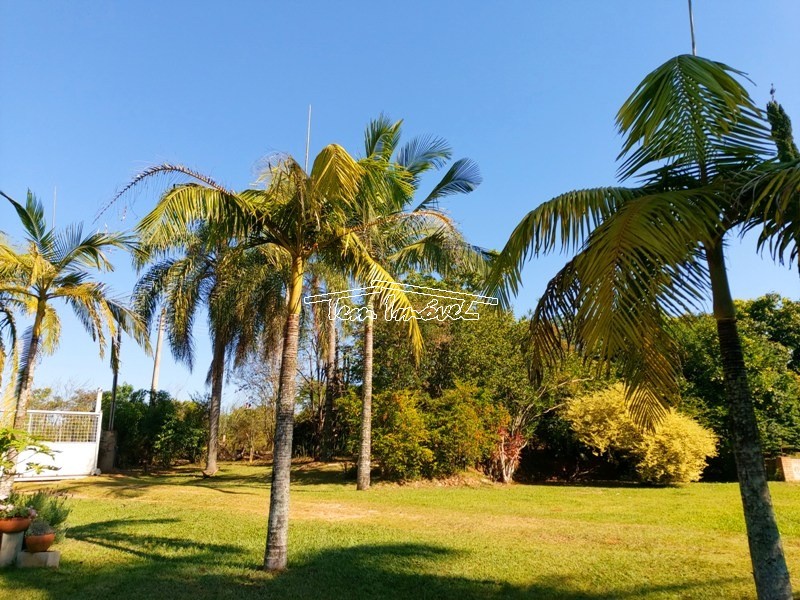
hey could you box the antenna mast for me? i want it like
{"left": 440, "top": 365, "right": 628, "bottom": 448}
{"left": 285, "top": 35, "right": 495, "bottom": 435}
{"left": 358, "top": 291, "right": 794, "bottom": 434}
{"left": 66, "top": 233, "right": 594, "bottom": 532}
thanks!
{"left": 304, "top": 104, "right": 312, "bottom": 172}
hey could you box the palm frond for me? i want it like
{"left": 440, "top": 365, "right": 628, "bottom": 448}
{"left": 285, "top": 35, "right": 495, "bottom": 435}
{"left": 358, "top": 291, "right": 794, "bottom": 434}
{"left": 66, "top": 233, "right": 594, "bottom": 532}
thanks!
{"left": 413, "top": 158, "right": 482, "bottom": 211}
{"left": 617, "top": 54, "right": 771, "bottom": 182}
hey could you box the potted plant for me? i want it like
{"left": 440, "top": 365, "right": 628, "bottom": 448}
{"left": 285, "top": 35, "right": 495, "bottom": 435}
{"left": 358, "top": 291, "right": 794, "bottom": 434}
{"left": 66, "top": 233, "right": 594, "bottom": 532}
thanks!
{"left": 0, "top": 503, "right": 37, "bottom": 533}
{"left": 24, "top": 518, "right": 56, "bottom": 552}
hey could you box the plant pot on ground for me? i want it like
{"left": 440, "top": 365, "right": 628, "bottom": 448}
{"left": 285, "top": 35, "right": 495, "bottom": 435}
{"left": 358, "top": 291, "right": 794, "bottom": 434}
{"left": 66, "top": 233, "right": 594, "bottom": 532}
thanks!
{"left": 24, "top": 518, "right": 55, "bottom": 552}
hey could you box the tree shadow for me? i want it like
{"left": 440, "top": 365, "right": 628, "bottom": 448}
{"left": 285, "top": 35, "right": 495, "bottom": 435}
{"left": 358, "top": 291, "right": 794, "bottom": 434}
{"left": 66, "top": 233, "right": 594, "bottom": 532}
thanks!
{"left": 0, "top": 519, "right": 742, "bottom": 600}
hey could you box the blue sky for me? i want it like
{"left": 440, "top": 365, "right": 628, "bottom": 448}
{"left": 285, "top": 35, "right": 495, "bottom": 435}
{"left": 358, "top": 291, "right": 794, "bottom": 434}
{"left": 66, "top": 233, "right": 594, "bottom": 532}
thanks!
{"left": 1, "top": 1, "right": 799, "bottom": 407}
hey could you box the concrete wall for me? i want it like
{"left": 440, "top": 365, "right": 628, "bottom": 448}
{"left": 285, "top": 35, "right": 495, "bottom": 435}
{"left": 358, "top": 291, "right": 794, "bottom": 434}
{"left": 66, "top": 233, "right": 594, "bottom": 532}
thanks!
{"left": 777, "top": 456, "right": 800, "bottom": 482}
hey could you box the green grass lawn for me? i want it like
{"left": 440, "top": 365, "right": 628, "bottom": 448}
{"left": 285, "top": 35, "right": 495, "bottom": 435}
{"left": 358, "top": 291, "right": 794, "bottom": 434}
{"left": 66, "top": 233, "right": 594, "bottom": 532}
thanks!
{"left": 1, "top": 462, "right": 798, "bottom": 599}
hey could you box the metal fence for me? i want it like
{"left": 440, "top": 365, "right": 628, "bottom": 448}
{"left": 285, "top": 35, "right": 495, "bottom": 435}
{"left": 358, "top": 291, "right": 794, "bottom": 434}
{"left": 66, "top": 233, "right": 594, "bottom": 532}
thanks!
{"left": 0, "top": 391, "right": 104, "bottom": 479}
{"left": 26, "top": 410, "right": 101, "bottom": 443}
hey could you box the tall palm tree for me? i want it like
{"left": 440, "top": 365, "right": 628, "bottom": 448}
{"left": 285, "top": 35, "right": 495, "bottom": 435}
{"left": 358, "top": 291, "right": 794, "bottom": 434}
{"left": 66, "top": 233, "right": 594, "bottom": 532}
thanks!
{"left": 134, "top": 226, "right": 287, "bottom": 475}
{"left": 350, "top": 116, "right": 484, "bottom": 490}
{"left": 115, "top": 143, "right": 425, "bottom": 571}
{"left": 0, "top": 190, "right": 148, "bottom": 496}
{"left": 487, "top": 55, "right": 795, "bottom": 599}
{"left": 0, "top": 292, "right": 19, "bottom": 423}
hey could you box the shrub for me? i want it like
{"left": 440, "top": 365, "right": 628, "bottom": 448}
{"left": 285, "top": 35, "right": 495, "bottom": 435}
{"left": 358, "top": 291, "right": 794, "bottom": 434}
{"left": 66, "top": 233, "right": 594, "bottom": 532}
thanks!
{"left": 9, "top": 489, "right": 71, "bottom": 540}
{"left": 635, "top": 411, "right": 718, "bottom": 484}
{"left": 372, "top": 390, "right": 434, "bottom": 480}
{"left": 368, "top": 386, "right": 502, "bottom": 481}
{"left": 427, "top": 385, "right": 499, "bottom": 477}
{"left": 111, "top": 389, "right": 208, "bottom": 468}
{"left": 565, "top": 384, "right": 717, "bottom": 483}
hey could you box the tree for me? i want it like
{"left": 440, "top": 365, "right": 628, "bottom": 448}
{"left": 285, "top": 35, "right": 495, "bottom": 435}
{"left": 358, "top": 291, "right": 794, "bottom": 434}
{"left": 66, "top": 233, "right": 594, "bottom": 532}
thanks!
{"left": 675, "top": 298, "right": 800, "bottom": 478}
{"left": 135, "top": 224, "right": 286, "bottom": 476}
{"left": 350, "top": 117, "right": 483, "bottom": 490}
{"left": 0, "top": 190, "right": 148, "bottom": 497}
{"left": 0, "top": 291, "right": 19, "bottom": 416}
{"left": 488, "top": 55, "right": 796, "bottom": 598}
{"left": 118, "top": 142, "right": 426, "bottom": 571}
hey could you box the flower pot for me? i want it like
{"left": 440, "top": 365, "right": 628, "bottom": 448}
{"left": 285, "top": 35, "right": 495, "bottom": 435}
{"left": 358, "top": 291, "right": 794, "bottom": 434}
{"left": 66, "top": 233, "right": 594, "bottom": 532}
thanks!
{"left": 0, "top": 517, "right": 32, "bottom": 533}
{"left": 25, "top": 532, "right": 55, "bottom": 553}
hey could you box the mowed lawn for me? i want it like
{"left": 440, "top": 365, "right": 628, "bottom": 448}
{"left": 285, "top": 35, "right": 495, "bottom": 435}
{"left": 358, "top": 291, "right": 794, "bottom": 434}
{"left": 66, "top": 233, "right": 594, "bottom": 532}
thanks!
{"left": 1, "top": 463, "right": 799, "bottom": 599}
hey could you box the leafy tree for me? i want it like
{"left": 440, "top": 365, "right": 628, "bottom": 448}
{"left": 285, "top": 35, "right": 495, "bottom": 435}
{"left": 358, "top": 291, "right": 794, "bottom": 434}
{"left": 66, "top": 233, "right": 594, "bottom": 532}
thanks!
{"left": 674, "top": 300, "right": 800, "bottom": 478}
{"left": 222, "top": 403, "right": 273, "bottom": 463}
{"left": 0, "top": 190, "right": 148, "bottom": 496}
{"left": 488, "top": 55, "right": 797, "bottom": 597}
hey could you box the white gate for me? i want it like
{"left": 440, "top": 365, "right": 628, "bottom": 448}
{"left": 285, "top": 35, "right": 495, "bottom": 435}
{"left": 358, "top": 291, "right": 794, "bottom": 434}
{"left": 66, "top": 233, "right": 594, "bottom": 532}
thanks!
{"left": 2, "top": 392, "right": 103, "bottom": 481}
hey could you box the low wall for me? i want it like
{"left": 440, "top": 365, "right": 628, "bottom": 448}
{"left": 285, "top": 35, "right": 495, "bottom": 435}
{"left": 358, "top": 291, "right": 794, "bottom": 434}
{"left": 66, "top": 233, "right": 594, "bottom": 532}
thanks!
{"left": 777, "top": 456, "right": 800, "bottom": 482}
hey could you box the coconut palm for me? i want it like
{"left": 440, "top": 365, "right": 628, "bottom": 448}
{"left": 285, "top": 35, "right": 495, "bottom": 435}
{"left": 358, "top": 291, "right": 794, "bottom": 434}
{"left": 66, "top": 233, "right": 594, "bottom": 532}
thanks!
{"left": 0, "top": 190, "right": 148, "bottom": 496}
{"left": 134, "top": 225, "right": 287, "bottom": 475}
{"left": 115, "top": 143, "right": 426, "bottom": 571}
{"left": 487, "top": 54, "right": 795, "bottom": 599}
{"left": 348, "top": 116, "right": 485, "bottom": 490}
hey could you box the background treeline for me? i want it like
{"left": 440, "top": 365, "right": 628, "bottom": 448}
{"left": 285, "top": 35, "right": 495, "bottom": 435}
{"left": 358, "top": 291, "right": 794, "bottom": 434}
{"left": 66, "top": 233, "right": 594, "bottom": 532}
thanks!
{"left": 37, "top": 290, "right": 799, "bottom": 484}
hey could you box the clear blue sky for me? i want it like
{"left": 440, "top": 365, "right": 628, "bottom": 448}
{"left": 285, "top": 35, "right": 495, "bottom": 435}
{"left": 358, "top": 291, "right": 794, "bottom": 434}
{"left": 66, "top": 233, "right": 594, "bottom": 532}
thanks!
{"left": 1, "top": 1, "right": 799, "bottom": 407}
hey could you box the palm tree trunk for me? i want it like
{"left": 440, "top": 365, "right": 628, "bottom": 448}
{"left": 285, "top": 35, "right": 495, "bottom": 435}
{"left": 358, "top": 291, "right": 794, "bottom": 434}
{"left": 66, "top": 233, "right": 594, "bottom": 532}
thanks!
{"left": 205, "top": 335, "right": 225, "bottom": 476}
{"left": 321, "top": 321, "right": 337, "bottom": 461}
{"left": 706, "top": 240, "right": 792, "bottom": 600}
{"left": 264, "top": 256, "right": 304, "bottom": 571}
{"left": 0, "top": 303, "right": 44, "bottom": 498}
{"left": 356, "top": 297, "right": 374, "bottom": 491}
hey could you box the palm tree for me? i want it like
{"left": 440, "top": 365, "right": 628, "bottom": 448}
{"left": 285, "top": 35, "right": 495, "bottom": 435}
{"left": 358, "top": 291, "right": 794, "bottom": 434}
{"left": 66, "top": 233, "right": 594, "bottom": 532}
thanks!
{"left": 0, "top": 292, "right": 19, "bottom": 423}
{"left": 350, "top": 116, "right": 484, "bottom": 490}
{"left": 134, "top": 226, "right": 287, "bottom": 475}
{"left": 487, "top": 54, "right": 795, "bottom": 599}
{"left": 115, "top": 143, "right": 426, "bottom": 571}
{"left": 0, "top": 190, "right": 148, "bottom": 496}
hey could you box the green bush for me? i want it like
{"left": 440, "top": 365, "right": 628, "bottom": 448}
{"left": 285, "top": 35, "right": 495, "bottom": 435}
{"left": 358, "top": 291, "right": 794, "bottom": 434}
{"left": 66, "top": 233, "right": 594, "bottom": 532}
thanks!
{"left": 372, "top": 390, "right": 434, "bottom": 480}
{"left": 109, "top": 387, "right": 208, "bottom": 468}
{"left": 565, "top": 384, "right": 718, "bottom": 484}
{"left": 368, "top": 386, "right": 501, "bottom": 481}
{"left": 9, "top": 489, "right": 71, "bottom": 541}
{"left": 427, "top": 385, "right": 500, "bottom": 477}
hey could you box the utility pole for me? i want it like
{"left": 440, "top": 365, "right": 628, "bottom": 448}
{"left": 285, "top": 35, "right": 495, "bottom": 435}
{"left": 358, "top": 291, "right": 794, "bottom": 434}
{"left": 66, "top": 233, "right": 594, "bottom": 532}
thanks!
{"left": 150, "top": 308, "right": 166, "bottom": 403}
{"left": 687, "top": 0, "right": 697, "bottom": 56}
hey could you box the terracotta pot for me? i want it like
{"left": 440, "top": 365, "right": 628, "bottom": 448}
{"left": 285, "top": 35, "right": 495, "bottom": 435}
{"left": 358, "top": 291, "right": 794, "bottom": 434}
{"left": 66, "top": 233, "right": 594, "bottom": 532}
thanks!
{"left": 0, "top": 517, "right": 32, "bottom": 533}
{"left": 25, "top": 532, "right": 56, "bottom": 553}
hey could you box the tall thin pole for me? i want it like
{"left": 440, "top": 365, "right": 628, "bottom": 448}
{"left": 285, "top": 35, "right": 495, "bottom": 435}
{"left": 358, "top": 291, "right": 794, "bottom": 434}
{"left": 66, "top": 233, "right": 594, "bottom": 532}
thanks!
{"left": 150, "top": 308, "right": 166, "bottom": 403}
{"left": 688, "top": 0, "right": 697, "bottom": 56}
{"left": 109, "top": 328, "right": 121, "bottom": 431}
{"left": 304, "top": 104, "right": 312, "bottom": 172}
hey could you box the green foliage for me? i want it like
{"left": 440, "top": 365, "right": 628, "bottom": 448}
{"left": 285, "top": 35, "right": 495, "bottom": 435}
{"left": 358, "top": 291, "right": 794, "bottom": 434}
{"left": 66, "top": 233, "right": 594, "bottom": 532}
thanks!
{"left": 674, "top": 297, "right": 800, "bottom": 477}
{"left": 565, "top": 384, "right": 718, "bottom": 484}
{"left": 108, "top": 386, "right": 208, "bottom": 468}
{"left": 767, "top": 100, "right": 800, "bottom": 162}
{"left": 369, "top": 386, "right": 502, "bottom": 481}
{"left": 10, "top": 489, "right": 70, "bottom": 541}
{"left": 25, "top": 517, "right": 54, "bottom": 537}
{"left": 221, "top": 403, "right": 274, "bottom": 462}
{"left": 0, "top": 427, "right": 54, "bottom": 478}
{"left": 372, "top": 390, "right": 434, "bottom": 480}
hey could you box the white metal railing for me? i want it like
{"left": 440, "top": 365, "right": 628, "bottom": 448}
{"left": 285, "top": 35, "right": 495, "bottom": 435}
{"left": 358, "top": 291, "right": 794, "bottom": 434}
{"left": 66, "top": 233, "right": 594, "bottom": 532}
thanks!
{"left": 1, "top": 389, "right": 104, "bottom": 479}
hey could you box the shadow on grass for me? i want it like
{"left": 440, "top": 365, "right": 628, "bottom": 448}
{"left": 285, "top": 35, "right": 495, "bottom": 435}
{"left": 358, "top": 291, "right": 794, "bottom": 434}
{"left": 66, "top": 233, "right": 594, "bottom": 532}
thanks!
{"left": 0, "top": 519, "right": 740, "bottom": 600}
